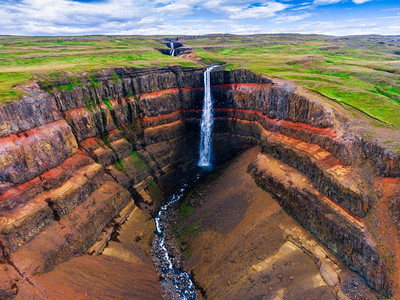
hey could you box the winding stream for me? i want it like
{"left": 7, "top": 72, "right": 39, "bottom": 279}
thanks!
{"left": 151, "top": 178, "right": 199, "bottom": 299}
{"left": 152, "top": 66, "right": 218, "bottom": 299}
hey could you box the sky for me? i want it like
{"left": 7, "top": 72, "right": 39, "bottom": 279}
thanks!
{"left": 0, "top": 0, "right": 399, "bottom": 36}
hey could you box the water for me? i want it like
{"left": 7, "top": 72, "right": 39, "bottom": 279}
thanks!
{"left": 151, "top": 65, "right": 219, "bottom": 299}
{"left": 198, "top": 65, "right": 218, "bottom": 167}
{"left": 152, "top": 179, "right": 199, "bottom": 299}
{"left": 170, "top": 42, "right": 175, "bottom": 56}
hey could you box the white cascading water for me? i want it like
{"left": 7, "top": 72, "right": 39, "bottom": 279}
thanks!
{"left": 151, "top": 65, "right": 218, "bottom": 299}
{"left": 170, "top": 42, "right": 175, "bottom": 56}
{"left": 198, "top": 65, "right": 218, "bottom": 167}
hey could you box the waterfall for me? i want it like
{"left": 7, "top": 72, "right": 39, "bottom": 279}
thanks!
{"left": 198, "top": 65, "right": 218, "bottom": 167}
{"left": 170, "top": 42, "right": 175, "bottom": 56}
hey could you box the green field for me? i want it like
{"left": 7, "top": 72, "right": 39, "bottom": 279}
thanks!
{"left": 0, "top": 36, "right": 197, "bottom": 101}
{"left": 0, "top": 34, "right": 399, "bottom": 127}
{"left": 190, "top": 35, "right": 400, "bottom": 127}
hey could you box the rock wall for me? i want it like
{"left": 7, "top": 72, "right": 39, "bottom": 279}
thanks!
{"left": 0, "top": 66, "right": 398, "bottom": 297}
{"left": 248, "top": 154, "right": 389, "bottom": 293}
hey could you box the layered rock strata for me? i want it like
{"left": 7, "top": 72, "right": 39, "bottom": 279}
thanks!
{"left": 248, "top": 154, "right": 386, "bottom": 292}
{"left": 0, "top": 66, "right": 398, "bottom": 297}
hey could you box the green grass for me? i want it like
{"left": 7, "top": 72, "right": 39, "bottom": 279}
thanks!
{"left": 0, "top": 35, "right": 199, "bottom": 102}
{"left": 0, "top": 72, "right": 32, "bottom": 102}
{"left": 103, "top": 99, "right": 113, "bottom": 110}
{"left": 148, "top": 179, "right": 155, "bottom": 189}
{"left": 0, "top": 34, "right": 399, "bottom": 128}
{"left": 192, "top": 37, "right": 400, "bottom": 126}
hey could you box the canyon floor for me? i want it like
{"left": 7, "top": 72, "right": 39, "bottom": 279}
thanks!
{"left": 171, "top": 147, "right": 376, "bottom": 300}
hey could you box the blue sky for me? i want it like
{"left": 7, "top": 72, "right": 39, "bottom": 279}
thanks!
{"left": 0, "top": 0, "right": 398, "bottom": 36}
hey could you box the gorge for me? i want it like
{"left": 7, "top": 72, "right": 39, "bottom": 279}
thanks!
{"left": 0, "top": 66, "right": 399, "bottom": 299}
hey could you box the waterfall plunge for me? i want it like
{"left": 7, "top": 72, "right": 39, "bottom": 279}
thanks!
{"left": 170, "top": 42, "right": 175, "bottom": 56}
{"left": 198, "top": 65, "right": 218, "bottom": 167}
{"left": 151, "top": 65, "right": 218, "bottom": 299}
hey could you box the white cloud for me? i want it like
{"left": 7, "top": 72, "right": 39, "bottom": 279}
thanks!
{"left": 292, "top": 4, "right": 313, "bottom": 11}
{"left": 313, "top": 0, "right": 342, "bottom": 5}
{"left": 136, "top": 17, "right": 163, "bottom": 25}
{"left": 352, "top": 0, "right": 372, "bottom": 4}
{"left": 269, "top": 18, "right": 400, "bottom": 36}
{"left": 378, "top": 15, "right": 400, "bottom": 20}
{"left": 0, "top": 0, "right": 290, "bottom": 35}
{"left": 382, "top": 7, "right": 400, "bottom": 12}
{"left": 156, "top": 0, "right": 202, "bottom": 17}
{"left": 229, "top": 2, "right": 289, "bottom": 19}
{"left": 0, "top": 0, "right": 191, "bottom": 35}
{"left": 0, "top": 0, "right": 396, "bottom": 36}
{"left": 274, "top": 13, "right": 312, "bottom": 23}
{"left": 0, "top": 0, "right": 292, "bottom": 34}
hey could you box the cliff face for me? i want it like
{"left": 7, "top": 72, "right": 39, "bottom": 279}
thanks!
{"left": 0, "top": 66, "right": 399, "bottom": 298}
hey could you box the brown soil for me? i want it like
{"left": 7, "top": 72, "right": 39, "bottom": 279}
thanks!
{"left": 174, "top": 147, "right": 376, "bottom": 300}
{"left": 177, "top": 49, "right": 203, "bottom": 61}
{"left": 30, "top": 255, "right": 161, "bottom": 300}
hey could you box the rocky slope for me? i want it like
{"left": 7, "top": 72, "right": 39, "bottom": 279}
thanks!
{"left": 0, "top": 66, "right": 399, "bottom": 298}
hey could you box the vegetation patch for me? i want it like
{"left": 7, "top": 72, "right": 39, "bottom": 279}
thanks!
{"left": 101, "top": 134, "right": 112, "bottom": 148}
{"left": 103, "top": 99, "right": 113, "bottom": 110}
{"left": 114, "top": 159, "right": 125, "bottom": 171}
{"left": 112, "top": 70, "right": 120, "bottom": 84}
{"left": 148, "top": 179, "right": 155, "bottom": 189}
{"left": 180, "top": 202, "right": 194, "bottom": 219}
{"left": 128, "top": 151, "right": 146, "bottom": 166}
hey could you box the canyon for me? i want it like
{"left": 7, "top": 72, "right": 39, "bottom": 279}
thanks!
{"left": 0, "top": 66, "right": 399, "bottom": 299}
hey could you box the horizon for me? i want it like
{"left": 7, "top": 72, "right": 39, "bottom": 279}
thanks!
{"left": 0, "top": 0, "right": 398, "bottom": 36}
{"left": 1, "top": 33, "right": 400, "bottom": 37}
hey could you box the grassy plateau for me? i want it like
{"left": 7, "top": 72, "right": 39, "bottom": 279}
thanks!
{"left": 0, "top": 34, "right": 399, "bottom": 127}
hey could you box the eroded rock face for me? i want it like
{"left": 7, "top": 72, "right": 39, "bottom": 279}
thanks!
{"left": 0, "top": 66, "right": 399, "bottom": 298}
{"left": 0, "top": 83, "right": 62, "bottom": 138}
{"left": 0, "top": 120, "right": 77, "bottom": 190}
{"left": 248, "top": 153, "right": 389, "bottom": 294}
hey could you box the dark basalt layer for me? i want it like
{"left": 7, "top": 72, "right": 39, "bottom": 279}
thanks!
{"left": 0, "top": 66, "right": 399, "bottom": 298}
